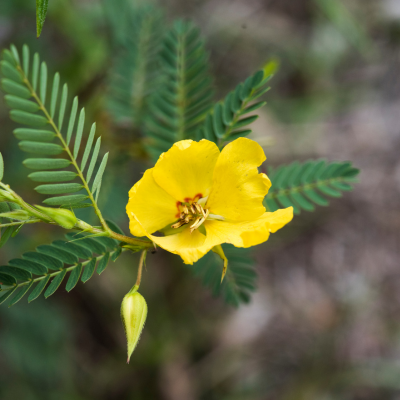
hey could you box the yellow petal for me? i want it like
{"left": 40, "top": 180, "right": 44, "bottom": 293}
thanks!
{"left": 149, "top": 227, "right": 207, "bottom": 264}
{"left": 126, "top": 169, "right": 178, "bottom": 236}
{"left": 206, "top": 137, "right": 270, "bottom": 221}
{"left": 200, "top": 207, "right": 293, "bottom": 250}
{"left": 153, "top": 139, "right": 220, "bottom": 202}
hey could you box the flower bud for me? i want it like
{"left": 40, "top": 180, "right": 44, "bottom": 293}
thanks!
{"left": 121, "top": 285, "right": 147, "bottom": 363}
{"left": 35, "top": 205, "right": 77, "bottom": 229}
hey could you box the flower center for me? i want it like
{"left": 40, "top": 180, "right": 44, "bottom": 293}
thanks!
{"left": 171, "top": 202, "right": 210, "bottom": 233}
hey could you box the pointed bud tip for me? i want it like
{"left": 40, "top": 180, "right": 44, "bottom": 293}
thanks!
{"left": 121, "top": 291, "right": 148, "bottom": 363}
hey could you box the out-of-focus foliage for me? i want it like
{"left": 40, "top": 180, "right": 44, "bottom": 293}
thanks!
{"left": 107, "top": 5, "right": 163, "bottom": 128}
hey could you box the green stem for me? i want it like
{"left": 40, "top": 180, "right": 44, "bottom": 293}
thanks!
{"left": 74, "top": 219, "right": 152, "bottom": 248}
{"left": 0, "top": 219, "right": 41, "bottom": 228}
{"left": 0, "top": 247, "right": 126, "bottom": 292}
{"left": 135, "top": 250, "right": 146, "bottom": 288}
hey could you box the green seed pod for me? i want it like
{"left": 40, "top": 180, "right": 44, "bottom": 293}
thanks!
{"left": 35, "top": 205, "right": 77, "bottom": 229}
{"left": 121, "top": 285, "right": 147, "bottom": 363}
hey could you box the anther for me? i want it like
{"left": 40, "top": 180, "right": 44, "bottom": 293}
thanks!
{"left": 194, "top": 203, "right": 203, "bottom": 215}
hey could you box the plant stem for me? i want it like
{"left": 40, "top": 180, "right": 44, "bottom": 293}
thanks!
{"left": 74, "top": 219, "right": 152, "bottom": 248}
{"left": 0, "top": 219, "right": 41, "bottom": 228}
{"left": 135, "top": 250, "right": 147, "bottom": 288}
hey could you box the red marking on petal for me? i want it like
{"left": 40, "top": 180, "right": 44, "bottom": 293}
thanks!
{"left": 175, "top": 201, "right": 182, "bottom": 218}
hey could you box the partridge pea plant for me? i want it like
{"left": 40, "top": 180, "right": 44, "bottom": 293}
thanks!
{"left": 0, "top": 11, "right": 359, "bottom": 358}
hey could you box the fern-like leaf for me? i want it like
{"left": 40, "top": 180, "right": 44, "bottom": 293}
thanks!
{"left": 144, "top": 20, "right": 214, "bottom": 161}
{"left": 0, "top": 232, "right": 121, "bottom": 306}
{"left": 198, "top": 69, "right": 271, "bottom": 147}
{"left": 107, "top": 5, "right": 163, "bottom": 128}
{"left": 264, "top": 160, "right": 360, "bottom": 214}
{"left": 0, "top": 45, "right": 108, "bottom": 209}
{"left": 190, "top": 245, "right": 256, "bottom": 307}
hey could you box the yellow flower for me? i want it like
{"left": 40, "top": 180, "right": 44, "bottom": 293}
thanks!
{"left": 126, "top": 138, "right": 293, "bottom": 268}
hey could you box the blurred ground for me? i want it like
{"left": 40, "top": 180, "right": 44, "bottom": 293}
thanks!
{"left": 1, "top": 0, "right": 400, "bottom": 399}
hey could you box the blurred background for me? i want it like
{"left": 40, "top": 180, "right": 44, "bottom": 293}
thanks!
{"left": 0, "top": 0, "right": 399, "bottom": 399}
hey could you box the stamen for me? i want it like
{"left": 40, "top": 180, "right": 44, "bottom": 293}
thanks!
{"left": 190, "top": 217, "right": 202, "bottom": 232}
{"left": 194, "top": 203, "right": 203, "bottom": 215}
{"left": 190, "top": 209, "right": 210, "bottom": 233}
{"left": 171, "top": 220, "right": 186, "bottom": 229}
{"left": 171, "top": 201, "right": 211, "bottom": 231}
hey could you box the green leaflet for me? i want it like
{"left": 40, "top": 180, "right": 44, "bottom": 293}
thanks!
{"left": 28, "top": 275, "right": 51, "bottom": 302}
{"left": 8, "top": 281, "right": 34, "bottom": 307}
{"left": 10, "top": 110, "right": 48, "bottom": 127}
{"left": 0, "top": 152, "right": 3, "bottom": 181}
{"left": 13, "top": 128, "right": 55, "bottom": 142}
{"left": 65, "top": 263, "right": 82, "bottom": 292}
{"left": 50, "top": 72, "right": 60, "bottom": 118}
{"left": 6, "top": 96, "right": 39, "bottom": 113}
{"left": 97, "top": 252, "right": 110, "bottom": 274}
{"left": 81, "top": 258, "right": 97, "bottom": 283}
{"left": 43, "top": 194, "right": 88, "bottom": 206}
{"left": 0, "top": 45, "right": 108, "bottom": 207}
{"left": 28, "top": 171, "right": 77, "bottom": 183}
{"left": 45, "top": 269, "right": 67, "bottom": 298}
{"left": 92, "top": 152, "right": 109, "bottom": 194}
{"left": 34, "top": 183, "right": 83, "bottom": 195}
{"left": 36, "top": 0, "right": 49, "bottom": 37}
{"left": 23, "top": 158, "right": 70, "bottom": 170}
{"left": 265, "top": 159, "right": 360, "bottom": 214}
{"left": 19, "top": 141, "right": 63, "bottom": 155}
